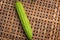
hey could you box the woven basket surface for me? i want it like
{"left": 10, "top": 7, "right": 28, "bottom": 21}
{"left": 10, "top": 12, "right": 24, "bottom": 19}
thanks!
{"left": 0, "top": 0, "right": 60, "bottom": 40}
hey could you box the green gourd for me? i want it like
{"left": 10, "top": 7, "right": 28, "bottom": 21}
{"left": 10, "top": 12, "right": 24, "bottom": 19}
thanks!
{"left": 15, "top": 1, "right": 32, "bottom": 40}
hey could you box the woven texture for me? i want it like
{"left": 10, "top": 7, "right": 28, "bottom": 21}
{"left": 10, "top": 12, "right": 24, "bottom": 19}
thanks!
{"left": 0, "top": 0, "right": 60, "bottom": 40}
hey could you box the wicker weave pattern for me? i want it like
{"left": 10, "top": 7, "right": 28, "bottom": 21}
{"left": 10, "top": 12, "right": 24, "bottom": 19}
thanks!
{"left": 0, "top": 0, "right": 60, "bottom": 40}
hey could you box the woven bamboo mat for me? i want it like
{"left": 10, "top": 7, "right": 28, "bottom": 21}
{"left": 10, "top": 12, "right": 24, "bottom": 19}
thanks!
{"left": 0, "top": 0, "right": 60, "bottom": 40}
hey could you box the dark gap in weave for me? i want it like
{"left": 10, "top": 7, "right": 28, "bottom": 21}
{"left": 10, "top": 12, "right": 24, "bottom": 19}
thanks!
{"left": 0, "top": 32, "right": 2, "bottom": 37}
{"left": 0, "top": 26, "right": 4, "bottom": 31}
{"left": 59, "top": 0, "right": 60, "bottom": 2}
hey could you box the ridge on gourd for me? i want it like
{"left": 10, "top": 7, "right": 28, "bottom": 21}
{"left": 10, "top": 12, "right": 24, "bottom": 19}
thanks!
{"left": 15, "top": 1, "right": 32, "bottom": 40}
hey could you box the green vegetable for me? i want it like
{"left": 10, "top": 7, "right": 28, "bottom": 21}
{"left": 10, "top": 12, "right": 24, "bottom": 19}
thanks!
{"left": 15, "top": 1, "right": 32, "bottom": 40}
